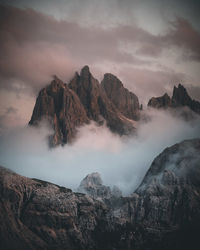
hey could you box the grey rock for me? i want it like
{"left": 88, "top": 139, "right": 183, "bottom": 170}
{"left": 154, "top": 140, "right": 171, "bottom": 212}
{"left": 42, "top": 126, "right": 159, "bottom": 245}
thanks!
{"left": 1, "top": 139, "right": 200, "bottom": 249}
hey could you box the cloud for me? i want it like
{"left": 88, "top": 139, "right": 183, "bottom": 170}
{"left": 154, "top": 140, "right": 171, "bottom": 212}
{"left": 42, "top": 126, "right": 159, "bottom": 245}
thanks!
{"left": 0, "top": 109, "right": 199, "bottom": 195}
{"left": 1, "top": 4, "right": 199, "bottom": 96}
{"left": 166, "top": 17, "right": 200, "bottom": 61}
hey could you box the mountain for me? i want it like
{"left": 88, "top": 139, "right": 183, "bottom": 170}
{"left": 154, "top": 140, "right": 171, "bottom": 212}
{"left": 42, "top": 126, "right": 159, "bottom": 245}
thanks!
{"left": 1, "top": 138, "right": 200, "bottom": 249}
{"left": 30, "top": 66, "right": 139, "bottom": 146}
{"left": 29, "top": 76, "right": 89, "bottom": 146}
{"left": 101, "top": 73, "right": 140, "bottom": 120}
{"left": 148, "top": 83, "right": 200, "bottom": 114}
{"left": 78, "top": 172, "right": 122, "bottom": 200}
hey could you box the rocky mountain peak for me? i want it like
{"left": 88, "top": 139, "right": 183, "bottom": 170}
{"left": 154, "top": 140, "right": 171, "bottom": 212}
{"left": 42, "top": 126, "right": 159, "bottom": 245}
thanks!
{"left": 79, "top": 172, "right": 103, "bottom": 188}
{"left": 148, "top": 83, "right": 200, "bottom": 115}
{"left": 102, "top": 73, "right": 123, "bottom": 89}
{"left": 30, "top": 66, "right": 139, "bottom": 146}
{"left": 78, "top": 172, "right": 122, "bottom": 200}
{"left": 172, "top": 83, "right": 192, "bottom": 107}
{"left": 148, "top": 92, "right": 171, "bottom": 109}
{"left": 101, "top": 73, "right": 140, "bottom": 120}
{"left": 80, "top": 65, "right": 90, "bottom": 76}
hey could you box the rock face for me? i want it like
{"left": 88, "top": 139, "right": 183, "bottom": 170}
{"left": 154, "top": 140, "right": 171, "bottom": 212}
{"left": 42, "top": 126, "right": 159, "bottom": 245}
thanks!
{"left": 101, "top": 73, "right": 140, "bottom": 120}
{"left": 1, "top": 138, "right": 200, "bottom": 249}
{"left": 148, "top": 83, "right": 200, "bottom": 115}
{"left": 78, "top": 172, "right": 122, "bottom": 200}
{"left": 30, "top": 66, "right": 139, "bottom": 146}
{"left": 29, "top": 76, "right": 89, "bottom": 146}
{"left": 148, "top": 93, "right": 171, "bottom": 109}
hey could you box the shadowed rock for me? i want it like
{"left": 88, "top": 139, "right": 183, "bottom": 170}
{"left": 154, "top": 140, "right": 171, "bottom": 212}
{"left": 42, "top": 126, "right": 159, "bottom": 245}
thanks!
{"left": 148, "top": 83, "right": 200, "bottom": 115}
{"left": 1, "top": 139, "right": 200, "bottom": 249}
{"left": 101, "top": 73, "right": 140, "bottom": 120}
{"left": 30, "top": 66, "right": 139, "bottom": 146}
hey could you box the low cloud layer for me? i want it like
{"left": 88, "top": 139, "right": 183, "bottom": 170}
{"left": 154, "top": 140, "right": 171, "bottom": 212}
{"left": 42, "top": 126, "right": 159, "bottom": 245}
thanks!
{"left": 0, "top": 109, "right": 199, "bottom": 195}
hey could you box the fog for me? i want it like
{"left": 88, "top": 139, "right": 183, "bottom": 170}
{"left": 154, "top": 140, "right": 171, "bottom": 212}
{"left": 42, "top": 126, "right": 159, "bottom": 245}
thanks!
{"left": 0, "top": 109, "right": 199, "bottom": 195}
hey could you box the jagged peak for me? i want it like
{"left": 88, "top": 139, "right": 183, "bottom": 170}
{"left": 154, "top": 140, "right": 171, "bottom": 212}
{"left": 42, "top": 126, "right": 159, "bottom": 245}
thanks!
{"left": 79, "top": 172, "right": 103, "bottom": 188}
{"left": 80, "top": 65, "right": 90, "bottom": 76}
{"left": 50, "top": 75, "right": 65, "bottom": 88}
{"left": 102, "top": 73, "right": 123, "bottom": 88}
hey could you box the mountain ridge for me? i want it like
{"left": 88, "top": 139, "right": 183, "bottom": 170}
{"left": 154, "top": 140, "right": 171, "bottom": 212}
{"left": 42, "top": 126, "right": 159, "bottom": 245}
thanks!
{"left": 29, "top": 66, "right": 140, "bottom": 146}
{"left": 148, "top": 83, "right": 200, "bottom": 114}
{"left": 1, "top": 138, "right": 200, "bottom": 249}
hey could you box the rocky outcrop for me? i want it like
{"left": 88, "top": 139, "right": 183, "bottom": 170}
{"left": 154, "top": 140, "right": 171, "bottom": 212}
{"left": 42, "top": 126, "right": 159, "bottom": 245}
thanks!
{"left": 148, "top": 83, "right": 200, "bottom": 115}
{"left": 30, "top": 66, "right": 139, "bottom": 146}
{"left": 101, "top": 73, "right": 140, "bottom": 120}
{"left": 1, "top": 139, "right": 200, "bottom": 249}
{"left": 69, "top": 66, "right": 136, "bottom": 136}
{"left": 29, "top": 76, "right": 89, "bottom": 146}
{"left": 148, "top": 93, "right": 171, "bottom": 109}
{"left": 78, "top": 172, "right": 122, "bottom": 200}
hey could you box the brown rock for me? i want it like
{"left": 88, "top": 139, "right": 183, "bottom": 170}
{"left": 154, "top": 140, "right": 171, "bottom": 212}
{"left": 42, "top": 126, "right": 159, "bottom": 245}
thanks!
{"left": 101, "top": 73, "right": 140, "bottom": 120}
{"left": 29, "top": 76, "right": 89, "bottom": 146}
{"left": 148, "top": 93, "right": 171, "bottom": 109}
{"left": 69, "top": 66, "right": 136, "bottom": 136}
{"left": 148, "top": 83, "right": 200, "bottom": 115}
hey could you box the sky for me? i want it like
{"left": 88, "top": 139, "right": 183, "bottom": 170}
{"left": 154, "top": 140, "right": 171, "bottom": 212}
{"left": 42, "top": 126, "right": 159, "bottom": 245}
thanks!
{"left": 0, "top": 0, "right": 200, "bottom": 131}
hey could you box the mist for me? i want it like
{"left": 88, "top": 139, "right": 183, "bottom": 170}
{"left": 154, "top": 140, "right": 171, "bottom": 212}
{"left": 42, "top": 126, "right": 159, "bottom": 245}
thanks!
{"left": 0, "top": 109, "right": 199, "bottom": 195}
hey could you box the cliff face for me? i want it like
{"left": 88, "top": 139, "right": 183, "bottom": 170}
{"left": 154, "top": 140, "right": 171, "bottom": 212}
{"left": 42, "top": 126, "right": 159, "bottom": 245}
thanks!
{"left": 1, "top": 138, "right": 200, "bottom": 250}
{"left": 148, "top": 93, "right": 171, "bottom": 109}
{"left": 30, "top": 66, "right": 139, "bottom": 146}
{"left": 29, "top": 76, "right": 89, "bottom": 146}
{"left": 101, "top": 73, "right": 140, "bottom": 120}
{"left": 148, "top": 84, "right": 200, "bottom": 115}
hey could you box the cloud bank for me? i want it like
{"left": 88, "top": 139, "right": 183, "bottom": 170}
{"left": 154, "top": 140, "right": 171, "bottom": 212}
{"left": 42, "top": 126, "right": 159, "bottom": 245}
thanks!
{"left": 0, "top": 109, "right": 199, "bottom": 195}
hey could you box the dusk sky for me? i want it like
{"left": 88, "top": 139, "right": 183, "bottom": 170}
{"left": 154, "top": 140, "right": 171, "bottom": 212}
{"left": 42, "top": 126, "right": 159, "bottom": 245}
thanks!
{"left": 0, "top": 0, "right": 200, "bottom": 132}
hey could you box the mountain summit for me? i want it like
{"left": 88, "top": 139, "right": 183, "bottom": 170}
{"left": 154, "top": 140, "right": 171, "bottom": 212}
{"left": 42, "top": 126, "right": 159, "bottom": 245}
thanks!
{"left": 148, "top": 83, "right": 200, "bottom": 114}
{"left": 29, "top": 66, "right": 140, "bottom": 146}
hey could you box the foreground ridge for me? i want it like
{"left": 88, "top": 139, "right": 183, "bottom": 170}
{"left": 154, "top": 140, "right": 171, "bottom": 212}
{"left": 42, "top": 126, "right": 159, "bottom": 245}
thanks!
{"left": 1, "top": 138, "right": 200, "bottom": 249}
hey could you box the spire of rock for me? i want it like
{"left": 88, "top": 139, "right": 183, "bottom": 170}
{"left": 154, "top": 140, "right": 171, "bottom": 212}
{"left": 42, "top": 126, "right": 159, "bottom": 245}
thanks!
{"left": 29, "top": 76, "right": 89, "bottom": 146}
{"left": 29, "top": 66, "right": 139, "bottom": 146}
{"left": 148, "top": 84, "right": 200, "bottom": 115}
{"left": 148, "top": 93, "right": 171, "bottom": 109}
{"left": 78, "top": 172, "right": 122, "bottom": 200}
{"left": 172, "top": 83, "right": 193, "bottom": 107}
{"left": 101, "top": 73, "right": 140, "bottom": 120}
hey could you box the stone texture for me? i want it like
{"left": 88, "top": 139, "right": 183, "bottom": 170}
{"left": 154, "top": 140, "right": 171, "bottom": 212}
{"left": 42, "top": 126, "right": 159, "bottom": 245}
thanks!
{"left": 148, "top": 93, "right": 171, "bottom": 109}
{"left": 30, "top": 66, "right": 138, "bottom": 146}
{"left": 148, "top": 83, "right": 200, "bottom": 115}
{"left": 101, "top": 73, "right": 140, "bottom": 120}
{"left": 78, "top": 172, "right": 122, "bottom": 201}
{"left": 29, "top": 76, "right": 89, "bottom": 146}
{"left": 1, "top": 139, "right": 200, "bottom": 249}
{"left": 69, "top": 66, "right": 136, "bottom": 136}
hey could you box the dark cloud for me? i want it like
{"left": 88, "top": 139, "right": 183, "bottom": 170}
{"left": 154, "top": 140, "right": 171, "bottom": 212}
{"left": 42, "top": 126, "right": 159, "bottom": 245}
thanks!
{"left": 0, "top": 4, "right": 199, "bottom": 99}
{"left": 166, "top": 17, "right": 200, "bottom": 61}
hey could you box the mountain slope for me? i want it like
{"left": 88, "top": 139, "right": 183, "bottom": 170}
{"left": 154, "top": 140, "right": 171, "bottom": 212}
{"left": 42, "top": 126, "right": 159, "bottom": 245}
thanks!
{"left": 29, "top": 76, "right": 89, "bottom": 146}
{"left": 101, "top": 73, "right": 140, "bottom": 120}
{"left": 148, "top": 84, "right": 200, "bottom": 115}
{"left": 30, "top": 66, "right": 139, "bottom": 146}
{"left": 1, "top": 138, "right": 200, "bottom": 249}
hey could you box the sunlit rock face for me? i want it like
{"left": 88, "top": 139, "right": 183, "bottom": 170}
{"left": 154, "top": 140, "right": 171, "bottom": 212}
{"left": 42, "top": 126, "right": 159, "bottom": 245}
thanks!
{"left": 29, "top": 76, "right": 89, "bottom": 146}
{"left": 30, "top": 66, "right": 139, "bottom": 146}
{"left": 101, "top": 73, "right": 140, "bottom": 120}
{"left": 1, "top": 139, "right": 200, "bottom": 249}
{"left": 148, "top": 83, "right": 200, "bottom": 115}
